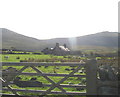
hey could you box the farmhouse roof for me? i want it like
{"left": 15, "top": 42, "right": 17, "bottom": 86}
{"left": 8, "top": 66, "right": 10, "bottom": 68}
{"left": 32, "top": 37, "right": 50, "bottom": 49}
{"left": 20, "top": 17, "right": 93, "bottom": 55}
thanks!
{"left": 59, "top": 46, "right": 70, "bottom": 51}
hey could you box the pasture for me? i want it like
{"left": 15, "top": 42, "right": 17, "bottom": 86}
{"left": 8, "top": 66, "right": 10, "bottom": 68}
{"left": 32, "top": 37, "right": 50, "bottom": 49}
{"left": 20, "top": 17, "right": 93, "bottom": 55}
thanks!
{"left": 1, "top": 54, "right": 87, "bottom": 96}
{"left": 1, "top": 54, "right": 64, "bottom": 62}
{"left": 1, "top": 53, "right": 118, "bottom": 96}
{"left": 1, "top": 54, "right": 87, "bottom": 63}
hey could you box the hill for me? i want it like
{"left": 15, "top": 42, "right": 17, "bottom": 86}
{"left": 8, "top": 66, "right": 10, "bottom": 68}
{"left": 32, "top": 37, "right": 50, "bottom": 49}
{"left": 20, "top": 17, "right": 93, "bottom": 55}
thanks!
{"left": 0, "top": 28, "right": 119, "bottom": 51}
{"left": 42, "top": 31, "right": 119, "bottom": 51}
{"left": 0, "top": 28, "right": 47, "bottom": 51}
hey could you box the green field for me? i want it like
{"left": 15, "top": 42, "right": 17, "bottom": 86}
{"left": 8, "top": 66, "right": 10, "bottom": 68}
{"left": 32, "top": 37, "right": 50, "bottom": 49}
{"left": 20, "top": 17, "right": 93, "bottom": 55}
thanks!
{"left": 1, "top": 53, "right": 117, "bottom": 96}
{"left": 1, "top": 54, "right": 86, "bottom": 96}
{"left": 1, "top": 54, "right": 63, "bottom": 62}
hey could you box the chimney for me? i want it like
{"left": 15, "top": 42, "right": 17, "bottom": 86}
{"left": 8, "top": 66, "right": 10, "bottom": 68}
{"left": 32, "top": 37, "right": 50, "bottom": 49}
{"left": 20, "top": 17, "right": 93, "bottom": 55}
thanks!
{"left": 63, "top": 44, "right": 66, "bottom": 48}
{"left": 56, "top": 43, "right": 59, "bottom": 47}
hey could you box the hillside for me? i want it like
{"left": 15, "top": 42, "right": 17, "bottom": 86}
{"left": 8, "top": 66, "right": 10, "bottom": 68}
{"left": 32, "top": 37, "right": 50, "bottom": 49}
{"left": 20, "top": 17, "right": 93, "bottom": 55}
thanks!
{"left": 0, "top": 28, "right": 119, "bottom": 51}
{"left": 0, "top": 28, "right": 47, "bottom": 51}
{"left": 42, "top": 31, "right": 119, "bottom": 50}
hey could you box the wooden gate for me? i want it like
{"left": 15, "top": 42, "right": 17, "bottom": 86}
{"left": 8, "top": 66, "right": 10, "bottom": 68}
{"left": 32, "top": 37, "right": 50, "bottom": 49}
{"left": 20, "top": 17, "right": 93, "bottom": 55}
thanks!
{"left": 1, "top": 60, "right": 97, "bottom": 96}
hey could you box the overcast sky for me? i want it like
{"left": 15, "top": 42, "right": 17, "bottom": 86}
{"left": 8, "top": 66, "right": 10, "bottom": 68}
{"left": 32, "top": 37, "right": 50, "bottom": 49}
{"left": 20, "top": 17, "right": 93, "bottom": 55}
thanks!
{"left": 0, "top": 0, "right": 119, "bottom": 39}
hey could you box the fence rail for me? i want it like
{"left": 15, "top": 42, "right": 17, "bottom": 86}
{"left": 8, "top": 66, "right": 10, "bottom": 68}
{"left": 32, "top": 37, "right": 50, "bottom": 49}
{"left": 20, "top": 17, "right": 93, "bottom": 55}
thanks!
{"left": 1, "top": 60, "right": 98, "bottom": 95}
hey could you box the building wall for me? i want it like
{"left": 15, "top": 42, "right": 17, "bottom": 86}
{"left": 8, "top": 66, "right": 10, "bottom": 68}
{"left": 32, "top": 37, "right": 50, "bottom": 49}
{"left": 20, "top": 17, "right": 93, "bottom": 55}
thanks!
{"left": 42, "top": 43, "right": 70, "bottom": 56}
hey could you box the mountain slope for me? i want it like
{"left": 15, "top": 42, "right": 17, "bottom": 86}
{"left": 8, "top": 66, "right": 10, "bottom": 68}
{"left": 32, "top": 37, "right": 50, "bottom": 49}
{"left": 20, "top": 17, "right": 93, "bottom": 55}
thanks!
{"left": 0, "top": 28, "right": 119, "bottom": 51}
{"left": 0, "top": 28, "right": 47, "bottom": 51}
{"left": 42, "top": 32, "right": 119, "bottom": 50}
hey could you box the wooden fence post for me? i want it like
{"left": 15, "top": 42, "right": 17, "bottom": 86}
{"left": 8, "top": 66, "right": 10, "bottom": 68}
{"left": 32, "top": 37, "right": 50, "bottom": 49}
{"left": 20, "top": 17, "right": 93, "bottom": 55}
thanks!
{"left": 85, "top": 59, "right": 97, "bottom": 95}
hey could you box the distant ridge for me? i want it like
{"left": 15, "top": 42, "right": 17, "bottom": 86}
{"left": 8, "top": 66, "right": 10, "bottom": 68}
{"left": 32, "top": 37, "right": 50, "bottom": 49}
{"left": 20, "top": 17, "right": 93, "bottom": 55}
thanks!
{"left": 0, "top": 28, "right": 47, "bottom": 51}
{"left": 0, "top": 28, "right": 119, "bottom": 51}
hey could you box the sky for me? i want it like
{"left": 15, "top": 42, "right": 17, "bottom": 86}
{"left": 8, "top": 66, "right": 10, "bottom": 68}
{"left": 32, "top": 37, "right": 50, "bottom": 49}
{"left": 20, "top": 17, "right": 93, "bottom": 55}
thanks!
{"left": 0, "top": 0, "right": 119, "bottom": 39}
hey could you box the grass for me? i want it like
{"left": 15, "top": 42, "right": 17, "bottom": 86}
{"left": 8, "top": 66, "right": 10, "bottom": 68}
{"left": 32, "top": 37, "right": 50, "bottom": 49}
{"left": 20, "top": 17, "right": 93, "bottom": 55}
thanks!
{"left": 2, "top": 53, "right": 117, "bottom": 96}
{"left": 1, "top": 54, "right": 64, "bottom": 62}
{"left": 1, "top": 54, "right": 86, "bottom": 96}
{"left": 2, "top": 65, "right": 86, "bottom": 95}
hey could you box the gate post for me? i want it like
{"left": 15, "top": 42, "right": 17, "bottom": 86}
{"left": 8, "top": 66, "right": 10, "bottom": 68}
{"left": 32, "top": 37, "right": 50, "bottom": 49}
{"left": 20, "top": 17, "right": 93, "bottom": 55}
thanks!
{"left": 85, "top": 59, "right": 97, "bottom": 95}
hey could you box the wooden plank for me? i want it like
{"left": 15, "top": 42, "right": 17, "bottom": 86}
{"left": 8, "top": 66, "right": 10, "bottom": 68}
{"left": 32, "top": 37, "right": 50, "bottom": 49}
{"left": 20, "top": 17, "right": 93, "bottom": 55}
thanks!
{"left": 42, "top": 65, "right": 82, "bottom": 95}
{"left": 2, "top": 66, "right": 29, "bottom": 95}
{"left": 0, "top": 78, "right": 18, "bottom": 95}
{"left": 2, "top": 62, "right": 85, "bottom": 66}
{"left": 3, "top": 66, "right": 29, "bottom": 83}
{"left": 85, "top": 59, "right": 97, "bottom": 95}
{"left": 2, "top": 88, "right": 86, "bottom": 95}
{"left": 31, "top": 66, "right": 66, "bottom": 93}
{"left": 30, "top": 66, "right": 56, "bottom": 84}
{"left": 3, "top": 72, "right": 86, "bottom": 77}
{"left": 0, "top": 93, "right": 16, "bottom": 96}
{"left": 43, "top": 84, "right": 86, "bottom": 88}
{"left": 2, "top": 62, "right": 86, "bottom": 95}
{"left": 56, "top": 66, "right": 82, "bottom": 84}
{"left": 6, "top": 82, "right": 86, "bottom": 88}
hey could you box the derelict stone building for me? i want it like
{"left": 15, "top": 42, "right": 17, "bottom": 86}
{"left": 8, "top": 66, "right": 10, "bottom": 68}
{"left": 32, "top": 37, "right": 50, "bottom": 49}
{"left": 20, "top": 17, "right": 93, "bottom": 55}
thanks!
{"left": 42, "top": 43, "right": 70, "bottom": 56}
